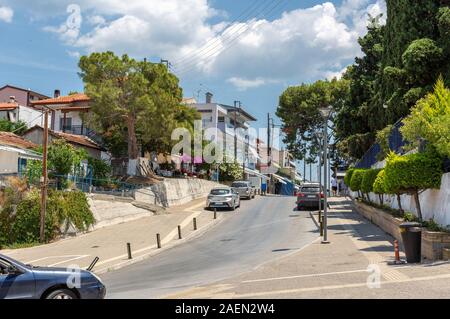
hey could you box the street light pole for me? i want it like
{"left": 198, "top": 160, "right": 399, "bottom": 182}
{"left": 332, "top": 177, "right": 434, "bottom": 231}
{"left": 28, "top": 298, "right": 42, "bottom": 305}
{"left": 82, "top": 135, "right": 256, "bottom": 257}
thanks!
{"left": 319, "top": 106, "right": 332, "bottom": 245}
{"left": 322, "top": 118, "right": 329, "bottom": 244}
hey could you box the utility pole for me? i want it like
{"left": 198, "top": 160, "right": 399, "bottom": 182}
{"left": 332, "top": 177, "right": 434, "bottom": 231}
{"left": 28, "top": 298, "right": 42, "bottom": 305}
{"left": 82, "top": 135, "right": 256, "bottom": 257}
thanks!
{"left": 160, "top": 59, "right": 170, "bottom": 68}
{"left": 40, "top": 110, "right": 49, "bottom": 243}
{"left": 322, "top": 117, "right": 329, "bottom": 244}
{"left": 318, "top": 151, "right": 322, "bottom": 214}
{"left": 234, "top": 101, "right": 240, "bottom": 162}
{"left": 303, "top": 159, "right": 306, "bottom": 183}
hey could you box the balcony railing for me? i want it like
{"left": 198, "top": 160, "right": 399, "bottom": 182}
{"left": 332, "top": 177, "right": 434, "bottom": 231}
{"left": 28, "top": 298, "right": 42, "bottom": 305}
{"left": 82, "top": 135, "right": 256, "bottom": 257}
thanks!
{"left": 60, "top": 125, "right": 103, "bottom": 145}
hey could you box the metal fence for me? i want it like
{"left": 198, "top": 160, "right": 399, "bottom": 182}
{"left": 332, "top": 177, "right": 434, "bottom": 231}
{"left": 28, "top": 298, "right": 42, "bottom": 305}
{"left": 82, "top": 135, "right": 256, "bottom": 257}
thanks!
{"left": 355, "top": 119, "right": 449, "bottom": 173}
{"left": 355, "top": 119, "right": 405, "bottom": 169}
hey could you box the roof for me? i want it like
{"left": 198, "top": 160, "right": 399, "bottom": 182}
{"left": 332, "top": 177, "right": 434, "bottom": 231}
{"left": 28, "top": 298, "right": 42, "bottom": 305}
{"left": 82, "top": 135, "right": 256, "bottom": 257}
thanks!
{"left": 0, "top": 144, "right": 42, "bottom": 160}
{"left": 220, "top": 104, "right": 257, "bottom": 122}
{"left": 0, "top": 131, "right": 38, "bottom": 149}
{"left": 0, "top": 85, "right": 50, "bottom": 100}
{"left": 23, "top": 125, "right": 103, "bottom": 150}
{"left": 0, "top": 102, "right": 18, "bottom": 110}
{"left": 31, "top": 93, "right": 90, "bottom": 106}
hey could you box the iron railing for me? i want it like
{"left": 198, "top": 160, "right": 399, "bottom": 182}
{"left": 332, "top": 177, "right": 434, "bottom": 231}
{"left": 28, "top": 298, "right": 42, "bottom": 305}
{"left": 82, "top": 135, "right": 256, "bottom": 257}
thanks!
{"left": 355, "top": 119, "right": 405, "bottom": 169}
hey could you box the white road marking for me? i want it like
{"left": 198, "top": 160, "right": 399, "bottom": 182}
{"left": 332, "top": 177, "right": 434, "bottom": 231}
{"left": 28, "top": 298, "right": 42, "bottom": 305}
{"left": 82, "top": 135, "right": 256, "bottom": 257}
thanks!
{"left": 25, "top": 255, "right": 87, "bottom": 264}
{"left": 234, "top": 272, "right": 450, "bottom": 298}
{"left": 48, "top": 255, "right": 90, "bottom": 267}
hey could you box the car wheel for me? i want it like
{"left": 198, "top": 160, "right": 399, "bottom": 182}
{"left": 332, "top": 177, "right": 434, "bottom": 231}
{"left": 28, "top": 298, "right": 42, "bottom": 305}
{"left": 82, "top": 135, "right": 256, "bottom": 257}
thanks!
{"left": 45, "top": 288, "right": 78, "bottom": 299}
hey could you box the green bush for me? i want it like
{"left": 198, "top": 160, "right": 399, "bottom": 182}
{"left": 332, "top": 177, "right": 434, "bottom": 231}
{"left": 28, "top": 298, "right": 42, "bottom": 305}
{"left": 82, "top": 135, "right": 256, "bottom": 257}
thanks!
{"left": 400, "top": 77, "right": 450, "bottom": 158}
{"left": 349, "top": 169, "right": 365, "bottom": 192}
{"left": 1, "top": 189, "right": 95, "bottom": 245}
{"left": 373, "top": 170, "right": 386, "bottom": 194}
{"left": 384, "top": 150, "right": 443, "bottom": 220}
{"left": 402, "top": 38, "right": 444, "bottom": 79}
{"left": 361, "top": 169, "right": 382, "bottom": 194}
{"left": 384, "top": 151, "right": 443, "bottom": 195}
{"left": 344, "top": 168, "right": 355, "bottom": 186}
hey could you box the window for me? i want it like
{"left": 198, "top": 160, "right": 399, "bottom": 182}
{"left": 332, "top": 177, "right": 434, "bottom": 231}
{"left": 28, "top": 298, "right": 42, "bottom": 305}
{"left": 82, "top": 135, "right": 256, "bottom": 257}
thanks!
{"left": 59, "top": 117, "right": 72, "bottom": 131}
{"left": 210, "top": 189, "right": 231, "bottom": 195}
{"left": 218, "top": 116, "right": 225, "bottom": 123}
{"left": 231, "top": 182, "right": 250, "bottom": 188}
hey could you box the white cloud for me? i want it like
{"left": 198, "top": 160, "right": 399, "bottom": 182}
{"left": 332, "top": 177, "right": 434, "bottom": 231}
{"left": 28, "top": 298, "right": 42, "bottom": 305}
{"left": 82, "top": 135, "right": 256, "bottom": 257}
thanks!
{"left": 0, "top": 6, "right": 13, "bottom": 23}
{"left": 227, "top": 77, "right": 277, "bottom": 91}
{"left": 6, "top": 0, "right": 387, "bottom": 84}
{"left": 67, "top": 50, "right": 81, "bottom": 58}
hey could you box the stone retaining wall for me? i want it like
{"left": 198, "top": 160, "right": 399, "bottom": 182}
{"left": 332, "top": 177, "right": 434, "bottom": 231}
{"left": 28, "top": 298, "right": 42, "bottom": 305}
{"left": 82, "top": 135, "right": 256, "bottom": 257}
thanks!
{"left": 353, "top": 200, "right": 450, "bottom": 261}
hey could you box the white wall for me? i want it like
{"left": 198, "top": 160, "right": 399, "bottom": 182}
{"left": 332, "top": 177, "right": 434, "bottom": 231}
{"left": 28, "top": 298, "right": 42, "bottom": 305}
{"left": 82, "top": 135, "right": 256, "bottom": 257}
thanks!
{"left": 0, "top": 150, "right": 18, "bottom": 174}
{"left": 18, "top": 105, "right": 46, "bottom": 127}
{"left": 357, "top": 173, "right": 450, "bottom": 228}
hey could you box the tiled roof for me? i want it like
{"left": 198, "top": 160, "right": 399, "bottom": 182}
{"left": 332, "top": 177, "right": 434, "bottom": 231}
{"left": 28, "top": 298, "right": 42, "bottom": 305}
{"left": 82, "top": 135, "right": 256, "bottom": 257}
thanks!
{"left": 54, "top": 131, "right": 101, "bottom": 150}
{"left": 22, "top": 125, "right": 102, "bottom": 150}
{"left": 0, "top": 102, "right": 18, "bottom": 110}
{"left": 31, "top": 93, "right": 90, "bottom": 105}
{"left": 0, "top": 131, "right": 38, "bottom": 149}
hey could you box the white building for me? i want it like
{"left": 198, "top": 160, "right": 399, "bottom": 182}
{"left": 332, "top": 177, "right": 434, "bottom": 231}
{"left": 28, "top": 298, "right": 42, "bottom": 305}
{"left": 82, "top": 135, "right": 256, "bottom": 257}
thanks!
{"left": 188, "top": 92, "right": 260, "bottom": 170}
{"left": 0, "top": 97, "right": 47, "bottom": 128}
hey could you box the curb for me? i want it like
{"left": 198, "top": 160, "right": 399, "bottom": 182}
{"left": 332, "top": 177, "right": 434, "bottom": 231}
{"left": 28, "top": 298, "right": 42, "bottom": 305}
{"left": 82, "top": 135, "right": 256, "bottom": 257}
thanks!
{"left": 95, "top": 213, "right": 226, "bottom": 275}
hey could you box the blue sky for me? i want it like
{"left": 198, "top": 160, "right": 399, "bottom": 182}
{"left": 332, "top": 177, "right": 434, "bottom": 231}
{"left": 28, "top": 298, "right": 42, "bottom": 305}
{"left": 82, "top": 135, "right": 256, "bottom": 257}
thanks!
{"left": 0, "top": 0, "right": 386, "bottom": 178}
{"left": 0, "top": 0, "right": 381, "bottom": 126}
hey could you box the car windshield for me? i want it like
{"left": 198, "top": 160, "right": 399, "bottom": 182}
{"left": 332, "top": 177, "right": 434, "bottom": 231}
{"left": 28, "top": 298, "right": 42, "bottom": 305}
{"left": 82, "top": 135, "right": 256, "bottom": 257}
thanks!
{"left": 0, "top": 255, "right": 30, "bottom": 269}
{"left": 231, "top": 182, "right": 249, "bottom": 188}
{"left": 210, "top": 189, "right": 231, "bottom": 195}
{"left": 301, "top": 187, "right": 320, "bottom": 193}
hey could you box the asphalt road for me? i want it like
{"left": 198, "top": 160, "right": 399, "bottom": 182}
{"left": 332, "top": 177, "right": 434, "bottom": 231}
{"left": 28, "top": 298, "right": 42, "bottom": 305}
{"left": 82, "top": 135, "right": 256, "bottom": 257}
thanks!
{"left": 101, "top": 195, "right": 318, "bottom": 299}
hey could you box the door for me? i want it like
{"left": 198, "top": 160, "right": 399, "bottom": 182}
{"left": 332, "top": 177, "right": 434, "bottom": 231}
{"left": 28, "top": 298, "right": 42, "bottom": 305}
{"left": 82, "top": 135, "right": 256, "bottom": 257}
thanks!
{"left": 0, "top": 259, "right": 35, "bottom": 299}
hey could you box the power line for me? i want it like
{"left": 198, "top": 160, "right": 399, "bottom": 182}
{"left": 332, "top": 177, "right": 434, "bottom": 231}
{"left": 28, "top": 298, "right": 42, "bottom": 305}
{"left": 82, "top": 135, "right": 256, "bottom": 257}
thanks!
{"left": 173, "top": 0, "right": 289, "bottom": 76}
{"left": 172, "top": 0, "right": 282, "bottom": 73}
{"left": 171, "top": 0, "right": 270, "bottom": 66}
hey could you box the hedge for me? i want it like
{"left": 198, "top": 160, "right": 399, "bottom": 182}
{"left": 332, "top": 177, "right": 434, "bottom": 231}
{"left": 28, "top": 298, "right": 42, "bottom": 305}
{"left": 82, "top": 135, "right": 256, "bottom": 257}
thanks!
{"left": 373, "top": 169, "right": 386, "bottom": 194}
{"left": 361, "top": 168, "right": 382, "bottom": 194}
{"left": 384, "top": 151, "right": 443, "bottom": 194}
{"left": 1, "top": 189, "right": 95, "bottom": 247}
{"left": 349, "top": 169, "right": 366, "bottom": 192}
{"left": 344, "top": 168, "right": 355, "bottom": 186}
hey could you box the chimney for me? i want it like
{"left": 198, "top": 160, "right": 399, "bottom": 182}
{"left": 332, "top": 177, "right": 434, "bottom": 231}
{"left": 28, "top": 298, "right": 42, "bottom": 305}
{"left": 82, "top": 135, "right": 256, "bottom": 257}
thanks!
{"left": 54, "top": 89, "right": 61, "bottom": 98}
{"left": 205, "top": 92, "right": 213, "bottom": 104}
{"left": 9, "top": 96, "right": 15, "bottom": 103}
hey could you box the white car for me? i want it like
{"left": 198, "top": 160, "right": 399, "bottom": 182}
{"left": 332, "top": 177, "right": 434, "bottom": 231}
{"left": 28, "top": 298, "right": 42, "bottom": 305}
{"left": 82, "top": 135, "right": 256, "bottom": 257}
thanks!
{"left": 206, "top": 187, "right": 240, "bottom": 211}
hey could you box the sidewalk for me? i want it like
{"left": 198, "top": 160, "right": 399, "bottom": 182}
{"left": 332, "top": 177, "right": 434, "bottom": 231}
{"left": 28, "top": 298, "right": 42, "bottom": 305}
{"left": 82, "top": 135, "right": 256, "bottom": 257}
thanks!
{"left": 166, "top": 197, "right": 450, "bottom": 299}
{"left": 1, "top": 197, "right": 223, "bottom": 274}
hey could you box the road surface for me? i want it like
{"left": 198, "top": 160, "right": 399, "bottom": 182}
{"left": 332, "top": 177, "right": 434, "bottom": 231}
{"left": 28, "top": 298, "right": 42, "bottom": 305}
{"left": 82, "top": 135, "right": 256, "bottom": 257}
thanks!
{"left": 101, "top": 195, "right": 318, "bottom": 298}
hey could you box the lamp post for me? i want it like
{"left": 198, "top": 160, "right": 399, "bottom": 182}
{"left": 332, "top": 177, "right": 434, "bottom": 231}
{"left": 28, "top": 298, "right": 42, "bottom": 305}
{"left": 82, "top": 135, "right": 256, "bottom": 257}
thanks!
{"left": 319, "top": 105, "right": 332, "bottom": 244}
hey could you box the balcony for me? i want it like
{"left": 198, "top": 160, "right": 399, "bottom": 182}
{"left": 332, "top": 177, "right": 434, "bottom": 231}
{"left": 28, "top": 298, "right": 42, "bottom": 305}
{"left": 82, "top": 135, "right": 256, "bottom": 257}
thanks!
{"left": 60, "top": 125, "right": 103, "bottom": 145}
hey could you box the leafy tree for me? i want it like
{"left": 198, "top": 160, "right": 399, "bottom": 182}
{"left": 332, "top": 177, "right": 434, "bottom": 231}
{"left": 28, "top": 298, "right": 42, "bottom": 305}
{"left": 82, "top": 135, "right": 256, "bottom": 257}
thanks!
{"left": 218, "top": 157, "right": 243, "bottom": 182}
{"left": 361, "top": 168, "right": 382, "bottom": 201}
{"left": 78, "top": 52, "right": 198, "bottom": 174}
{"left": 335, "top": 16, "right": 385, "bottom": 161}
{"left": 277, "top": 78, "right": 348, "bottom": 164}
{"left": 0, "top": 119, "right": 27, "bottom": 135}
{"left": 401, "top": 76, "right": 450, "bottom": 157}
{"left": 384, "top": 150, "right": 443, "bottom": 221}
{"left": 350, "top": 169, "right": 366, "bottom": 198}
{"left": 373, "top": 169, "right": 386, "bottom": 204}
{"left": 344, "top": 168, "right": 355, "bottom": 187}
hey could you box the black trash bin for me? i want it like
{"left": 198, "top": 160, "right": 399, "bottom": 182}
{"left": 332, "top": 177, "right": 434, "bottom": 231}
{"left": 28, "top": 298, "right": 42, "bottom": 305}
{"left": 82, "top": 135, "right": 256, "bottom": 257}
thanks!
{"left": 399, "top": 222, "right": 422, "bottom": 263}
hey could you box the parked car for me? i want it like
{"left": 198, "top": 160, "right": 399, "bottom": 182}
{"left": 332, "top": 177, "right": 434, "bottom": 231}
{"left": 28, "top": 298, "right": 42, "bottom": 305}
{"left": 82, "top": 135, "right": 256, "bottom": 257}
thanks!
{"left": 206, "top": 187, "right": 240, "bottom": 210}
{"left": 231, "top": 181, "right": 255, "bottom": 199}
{"left": 0, "top": 254, "right": 106, "bottom": 299}
{"left": 296, "top": 183, "right": 324, "bottom": 210}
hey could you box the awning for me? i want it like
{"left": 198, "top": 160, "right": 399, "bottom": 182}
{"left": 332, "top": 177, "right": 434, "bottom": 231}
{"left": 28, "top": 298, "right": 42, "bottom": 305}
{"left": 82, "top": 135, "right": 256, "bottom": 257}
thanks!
{"left": 0, "top": 144, "right": 42, "bottom": 160}
{"left": 272, "top": 173, "right": 287, "bottom": 185}
{"left": 244, "top": 167, "right": 269, "bottom": 180}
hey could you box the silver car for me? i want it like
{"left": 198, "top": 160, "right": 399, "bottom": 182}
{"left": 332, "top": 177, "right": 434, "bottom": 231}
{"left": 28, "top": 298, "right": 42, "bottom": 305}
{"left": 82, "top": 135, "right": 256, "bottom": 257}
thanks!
{"left": 231, "top": 181, "right": 255, "bottom": 200}
{"left": 206, "top": 187, "right": 240, "bottom": 210}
